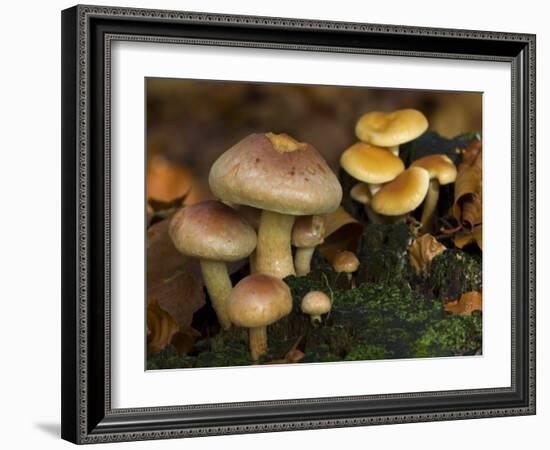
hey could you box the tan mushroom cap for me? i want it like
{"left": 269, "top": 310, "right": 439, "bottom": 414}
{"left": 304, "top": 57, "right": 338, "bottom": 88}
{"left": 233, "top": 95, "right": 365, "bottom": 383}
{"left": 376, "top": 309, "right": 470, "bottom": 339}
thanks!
{"left": 227, "top": 274, "right": 292, "bottom": 328}
{"left": 301, "top": 291, "right": 331, "bottom": 316}
{"left": 209, "top": 133, "right": 342, "bottom": 216}
{"left": 169, "top": 200, "right": 257, "bottom": 262}
{"left": 371, "top": 167, "right": 430, "bottom": 216}
{"left": 340, "top": 142, "right": 405, "bottom": 184}
{"left": 292, "top": 215, "right": 326, "bottom": 248}
{"left": 411, "top": 154, "right": 457, "bottom": 185}
{"left": 333, "top": 251, "right": 360, "bottom": 273}
{"left": 355, "top": 109, "right": 428, "bottom": 147}
{"left": 350, "top": 183, "right": 371, "bottom": 205}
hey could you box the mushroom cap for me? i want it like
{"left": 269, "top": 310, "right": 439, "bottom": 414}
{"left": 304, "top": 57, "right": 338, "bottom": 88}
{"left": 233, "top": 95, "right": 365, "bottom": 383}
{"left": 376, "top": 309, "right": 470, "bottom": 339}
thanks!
{"left": 350, "top": 182, "right": 371, "bottom": 205}
{"left": 332, "top": 250, "right": 360, "bottom": 273}
{"left": 227, "top": 274, "right": 292, "bottom": 328}
{"left": 371, "top": 167, "right": 430, "bottom": 216}
{"left": 209, "top": 133, "right": 342, "bottom": 216}
{"left": 411, "top": 154, "right": 457, "bottom": 185}
{"left": 301, "top": 291, "right": 332, "bottom": 316}
{"left": 355, "top": 109, "right": 428, "bottom": 147}
{"left": 340, "top": 142, "right": 404, "bottom": 184}
{"left": 169, "top": 200, "right": 257, "bottom": 262}
{"left": 292, "top": 215, "right": 326, "bottom": 248}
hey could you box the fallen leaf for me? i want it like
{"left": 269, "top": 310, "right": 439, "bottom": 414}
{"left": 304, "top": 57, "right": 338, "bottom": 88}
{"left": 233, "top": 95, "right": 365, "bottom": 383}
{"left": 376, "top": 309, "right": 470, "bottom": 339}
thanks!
{"left": 147, "top": 299, "right": 180, "bottom": 353}
{"left": 147, "top": 219, "right": 205, "bottom": 330}
{"left": 444, "top": 291, "right": 482, "bottom": 316}
{"left": 409, "top": 234, "right": 447, "bottom": 276}
{"left": 172, "top": 327, "right": 202, "bottom": 355}
{"left": 452, "top": 139, "right": 482, "bottom": 228}
{"left": 318, "top": 207, "right": 364, "bottom": 263}
{"left": 147, "top": 154, "right": 197, "bottom": 203}
{"left": 454, "top": 225, "right": 482, "bottom": 251}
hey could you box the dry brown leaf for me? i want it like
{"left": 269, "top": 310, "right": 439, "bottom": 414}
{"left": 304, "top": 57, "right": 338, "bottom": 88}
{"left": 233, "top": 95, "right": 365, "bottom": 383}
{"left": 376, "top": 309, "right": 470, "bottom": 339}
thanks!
{"left": 147, "top": 219, "right": 205, "bottom": 330}
{"left": 452, "top": 139, "right": 482, "bottom": 228}
{"left": 147, "top": 299, "right": 180, "bottom": 353}
{"left": 409, "top": 234, "right": 447, "bottom": 276}
{"left": 454, "top": 225, "right": 482, "bottom": 251}
{"left": 146, "top": 154, "right": 201, "bottom": 204}
{"left": 444, "top": 291, "right": 482, "bottom": 316}
{"left": 318, "top": 207, "right": 364, "bottom": 263}
{"left": 172, "top": 327, "right": 202, "bottom": 355}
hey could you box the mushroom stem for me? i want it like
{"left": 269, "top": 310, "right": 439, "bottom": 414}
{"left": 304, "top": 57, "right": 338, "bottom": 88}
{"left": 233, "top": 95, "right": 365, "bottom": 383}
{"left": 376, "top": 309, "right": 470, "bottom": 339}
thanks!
{"left": 249, "top": 250, "right": 258, "bottom": 273}
{"left": 310, "top": 314, "right": 322, "bottom": 325}
{"left": 294, "top": 246, "right": 315, "bottom": 277}
{"left": 364, "top": 204, "right": 384, "bottom": 224}
{"left": 199, "top": 259, "right": 233, "bottom": 330}
{"left": 256, "top": 210, "right": 296, "bottom": 278}
{"left": 421, "top": 179, "right": 440, "bottom": 231}
{"left": 249, "top": 326, "right": 268, "bottom": 361}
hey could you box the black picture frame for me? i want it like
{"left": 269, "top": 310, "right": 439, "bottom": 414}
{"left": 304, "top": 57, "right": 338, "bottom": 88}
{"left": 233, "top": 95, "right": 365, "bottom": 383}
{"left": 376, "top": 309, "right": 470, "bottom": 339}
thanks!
{"left": 61, "top": 4, "right": 536, "bottom": 444}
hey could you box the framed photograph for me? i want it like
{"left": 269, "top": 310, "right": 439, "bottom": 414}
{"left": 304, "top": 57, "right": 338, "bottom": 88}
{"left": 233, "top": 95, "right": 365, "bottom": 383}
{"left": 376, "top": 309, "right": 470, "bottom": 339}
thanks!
{"left": 61, "top": 4, "right": 536, "bottom": 444}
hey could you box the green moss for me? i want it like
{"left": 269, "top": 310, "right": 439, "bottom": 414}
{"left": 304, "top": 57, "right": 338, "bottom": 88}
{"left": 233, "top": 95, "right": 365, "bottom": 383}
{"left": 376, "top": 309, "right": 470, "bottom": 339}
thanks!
{"left": 355, "top": 223, "right": 414, "bottom": 286}
{"left": 427, "top": 249, "right": 482, "bottom": 301}
{"left": 345, "top": 342, "right": 388, "bottom": 361}
{"left": 414, "top": 314, "right": 482, "bottom": 357}
{"left": 146, "top": 346, "right": 196, "bottom": 370}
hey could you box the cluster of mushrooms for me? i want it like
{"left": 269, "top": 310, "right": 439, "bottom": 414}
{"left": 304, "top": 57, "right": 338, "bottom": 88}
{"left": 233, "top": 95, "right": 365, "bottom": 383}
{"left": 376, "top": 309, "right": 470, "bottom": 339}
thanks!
{"left": 167, "top": 109, "right": 457, "bottom": 362}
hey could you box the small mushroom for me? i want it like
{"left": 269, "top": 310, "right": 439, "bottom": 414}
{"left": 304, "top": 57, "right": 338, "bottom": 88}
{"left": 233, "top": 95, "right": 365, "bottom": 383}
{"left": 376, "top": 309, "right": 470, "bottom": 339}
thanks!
{"left": 332, "top": 251, "right": 360, "bottom": 287}
{"left": 355, "top": 109, "right": 428, "bottom": 156}
{"left": 209, "top": 132, "right": 342, "bottom": 279}
{"left": 371, "top": 167, "right": 430, "bottom": 221}
{"left": 301, "top": 291, "right": 332, "bottom": 325}
{"left": 340, "top": 142, "right": 404, "bottom": 222}
{"left": 227, "top": 274, "right": 293, "bottom": 361}
{"left": 169, "top": 201, "right": 257, "bottom": 330}
{"left": 411, "top": 154, "right": 457, "bottom": 231}
{"left": 292, "top": 215, "right": 326, "bottom": 276}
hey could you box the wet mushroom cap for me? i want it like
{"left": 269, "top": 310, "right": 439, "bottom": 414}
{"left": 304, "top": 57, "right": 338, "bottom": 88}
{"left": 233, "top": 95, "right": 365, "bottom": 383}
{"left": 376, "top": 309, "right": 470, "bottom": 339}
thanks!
{"left": 355, "top": 109, "right": 428, "bottom": 147}
{"left": 301, "top": 291, "right": 331, "bottom": 316}
{"left": 227, "top": 274, "right": 292, "bottom": 328}
{"left": 168, "top": 200, "right": 257, "bottom": 262}
{"left": 292, "top": 215, "right": 326, "bottom": 247}
{"left": 371, "top": 167, "right": 430, "bottom": 216}
{"left": 333, "top": 251, "right": 360, "bottom": 273}
{"left": 411, "top": 154, "right": 457, "bottom": 185}
{"left": 340, "top": 142, "right": 405, "bottom": 184}
{"left": 209, "top": 133, "right": 342, "bottom": 215}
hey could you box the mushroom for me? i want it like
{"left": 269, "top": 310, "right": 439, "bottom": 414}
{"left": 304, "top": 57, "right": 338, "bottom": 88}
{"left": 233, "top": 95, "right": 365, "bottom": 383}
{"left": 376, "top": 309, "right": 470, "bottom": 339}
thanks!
{"left": 301, "top": 291, "right": 332, "bottom": 325}
{"left": 411, "top": 154, "right": 457, "bottom": 231}
{"left": 209, "top": 132, "right": 342, "bottom": 279}
{"left": 292, "top": 215, "right": 326, "bottom": 276}
{"left": 355, "top": 109, "right": 428, "bottom": 156}
{"left": 332, "top": 250, "right": 360, "bottom": 287}
{"left": 227, "top": 273, "right": 292, "bottom": 361}
{"left": 371, "top": 167, "right": 430, "bottom": 221}
{"left": 340, "top": 142, "right": 404, "bottom": 222}
{"left": 168, "top": 200, "right": 257, "bottom": 330}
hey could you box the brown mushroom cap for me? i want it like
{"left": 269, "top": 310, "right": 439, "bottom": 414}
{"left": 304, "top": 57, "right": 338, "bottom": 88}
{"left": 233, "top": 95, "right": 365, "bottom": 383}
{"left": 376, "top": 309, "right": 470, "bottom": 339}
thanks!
{"left": 292, "top": 215, "right": 326, "bottom": 248}
{"left": 333, "top": 251, "right": 360, "bottom": 273}
{"left": 355, "top": 109, "right": 428, "bottom": 147}
{"left": 371, "top": 167, "right": 430, "bottom": 216}
{"left": 340, "top": 142, "right": 404, "bottom": 184}
{"left": 227, "top": 274, "right": 292, "bottom": 328}
{"left": 411, "top": 154, "right": 457, "bottom": 185}
{"left": 209, "top": 133, "right": 342, "bottom": 216}
{"left": 169, "top": 200, "right": 257, "bottom": 262}
{"left": 301, "top": 291, "right": 331, "bottom": 316}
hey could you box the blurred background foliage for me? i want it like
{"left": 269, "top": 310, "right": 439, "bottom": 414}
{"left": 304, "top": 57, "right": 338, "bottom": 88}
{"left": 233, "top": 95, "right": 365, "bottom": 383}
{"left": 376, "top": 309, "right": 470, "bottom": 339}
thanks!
{"left": 146, "top": 78, "right": 481, "bottom": 204}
